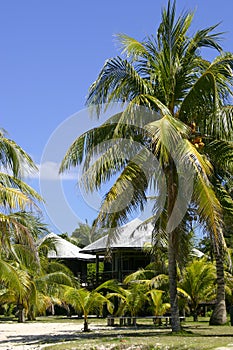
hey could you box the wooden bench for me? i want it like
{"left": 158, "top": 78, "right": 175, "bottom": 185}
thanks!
{"left": 107, "top": 315, "right": 185, "bottom": 326}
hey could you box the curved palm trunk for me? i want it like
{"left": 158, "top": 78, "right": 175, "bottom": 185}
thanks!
{"left": 168, "top": 231, "right": 181, "bottom": 332}
{"left": 27, "top": 305, "right": 36, "bottom": 321}
{"left": 166, "top": 164, "right": 181, "bottom": 332}
{"left": 209, "top": 245, "right": 227, "bottom": 325}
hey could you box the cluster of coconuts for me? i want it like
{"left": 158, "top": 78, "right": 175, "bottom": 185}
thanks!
{"left": 190, "top": 122, "right": 205, "bottom": 149}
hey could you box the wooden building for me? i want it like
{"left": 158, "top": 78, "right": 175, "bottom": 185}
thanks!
{"left": 80, "top": 218, "right": 154, "bottom": 284}
{"left": 41, "top": 232, "right": 95, "bottom": 283}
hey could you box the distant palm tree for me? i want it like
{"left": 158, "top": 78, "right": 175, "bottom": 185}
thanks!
{"left": 60, "top": 0, "right": 233, "bottom": 331}
{"left": 71, "top": 220, "right": 105, "bottom": 247}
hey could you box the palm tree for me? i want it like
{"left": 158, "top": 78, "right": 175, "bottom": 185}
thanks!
{"left": 71, "top": 220, "right": 106, "bottom": 248}
{"left": 179, "top": 258, "right": 216, "bottom": 321}
{"left": 0, "top": 129, "right": 47, "bottom": 321}
{"left": 32, "top": 261, "right": 75, "bottom": 320}
{"left": 208, "top": 175, "right": 233, "bottom": 324}
{"left": 64, "top": 287, "right": 113, "bottom": 331}
{"left": 97, "top": 279, "right": 148, "bottom": 326}
{"left": 0, "top": 129, "right": 43, "bottom": 254}
{"left": 0, "top": 242, "right": 75, "bottom": 322}
{"left": 123, "top": 267, "right": 171, "bottom": 324}
{"left": 146, "top": 290, "right": 170, "bottom": 324}
{"left": 0, "top": 258, "right": 32, "bottom": 322}
{"left": 60, "top": 0, "right": 233, "bottom": 331}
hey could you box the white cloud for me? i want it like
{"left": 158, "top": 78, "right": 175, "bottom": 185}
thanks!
{"left": 24, "top": 161, "right": 78, "bottom": 181}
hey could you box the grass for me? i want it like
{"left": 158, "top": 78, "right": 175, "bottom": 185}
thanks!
{"left": 35, "top": 316, "right": 233, "bottom": 350}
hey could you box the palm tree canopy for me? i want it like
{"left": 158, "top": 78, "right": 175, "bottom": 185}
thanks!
{"left": 60, "top": 0, "right": 233, "bottom": 243}
{"left": 179, "top": 258, "right": 216, "bottom": 310}
{"left": 60, "top": 0, "right": 233, "bottom": 332}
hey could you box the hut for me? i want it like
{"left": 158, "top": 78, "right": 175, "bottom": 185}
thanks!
{"left": 41, "top": 232, "right": 95, "bottom": 284}
{"left": 80, "top": 218, "right": 154, "bottom": 284}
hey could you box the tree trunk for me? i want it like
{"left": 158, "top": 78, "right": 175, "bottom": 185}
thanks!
{"left": 27, "top": 305, "right": 36, "bottom": 321}
{"left": 168, "top": 230, "right": 181, "bottom": 332}
{"left": 166, "top": 163, "right": 181, "bottom": 332}
{"left": 193, "top": 310, "right": 198, "bottom": 322}
{"left": 209, "top": 245, "right": 227, "bottom": 325}
{"left": 17, "top": 304, "right": 25, "bottom": 323}
{"left": 83, "top": 316, "right": 89, "bottom": 332}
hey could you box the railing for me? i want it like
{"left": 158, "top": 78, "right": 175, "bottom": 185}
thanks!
{"left": 82, "top": 270, "right": 154, "bottom": 288}
{"left": 106, "top": 315, "right": 186, "bottom": 327}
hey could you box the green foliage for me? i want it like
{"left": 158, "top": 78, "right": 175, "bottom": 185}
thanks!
{"left": 97, "top": 279, "right": 148, "bottom": 317}
{"left": 146, "top": 289, "right": 170, "bottom": 317}
{"left": 179, "top": 258, "right": 216, "bottom": 321}
{"left": 64, "top": 287, "right": 113, "bottom": 331}
{"left": 71, "top": 221, "right": 106, "bottom": 248}
{"left": 60, "top": 0, "right": 233, "bottom": 331}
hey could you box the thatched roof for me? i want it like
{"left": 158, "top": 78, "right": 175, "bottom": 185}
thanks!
{"left": 80, "top": 218, "right": 205, "bottom": 258}
{"left": 41, "top": 232, "right": 95, "bottom": 261}
{"left": 81, "top": 218, "right": 153, "bottom": 254}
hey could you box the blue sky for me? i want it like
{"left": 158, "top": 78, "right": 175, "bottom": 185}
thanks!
{"left": 1, "top": 0, "right": 233, "bottom": 234}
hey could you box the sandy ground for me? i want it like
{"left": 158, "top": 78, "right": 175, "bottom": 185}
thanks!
{"left": 1, "top": 321, "right": 233, "bottom": 350}
{"left": 0, "top": 320, "right": 104, "bottom": 350}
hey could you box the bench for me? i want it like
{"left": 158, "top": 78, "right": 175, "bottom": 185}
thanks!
{"left": 107, "top": 315, "right": 185, "bottom": 326}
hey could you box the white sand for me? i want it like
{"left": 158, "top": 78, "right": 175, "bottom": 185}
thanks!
{"left": 1, "top": 321, "right": 233, "bottom": 350}
{"left": 0, "top": 320, "right": 97, "bottom": 349}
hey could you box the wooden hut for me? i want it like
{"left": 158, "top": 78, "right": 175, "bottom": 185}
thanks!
{"left": 41, "top": 232, "right": 95, "bottom": 284}
{"left": 80, "top": 218, "right": 154, "bottom": 284}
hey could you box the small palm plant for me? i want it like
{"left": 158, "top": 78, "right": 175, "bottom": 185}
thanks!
{"left": 97, "top": 279, "right": 148, "bottom": 325}
{"left": 179, "top": 258, "right": 216, "bottom": 321}
{"left": 146, "top": 289, "right": 170, "bottom": 325}
{"left": 116, "top": 283, "right": 148, "bottom": 319}
{"left": 64, "top": 287, "right": 114, "bottom": 332}
{"left": 0, "top": 259, "right": 32, "bottom": 322}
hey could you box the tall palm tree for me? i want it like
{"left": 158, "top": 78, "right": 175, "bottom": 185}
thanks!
{"left": 60, "top": 0, "right": 233, "bottom": 331}
{"left": 208, "top": 165, "right": 233, "bottom": 324}
{"left": 0, "top": 129, "right": 48, "bottom": 321}
{"left": 0, "top": 129, "right": 43, "bottom": 253}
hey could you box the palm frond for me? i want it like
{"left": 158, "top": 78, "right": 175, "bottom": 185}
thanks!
{"left": 0, "top": 129, "right": 38, "bottom": 178}
{"left": 0, "top": 172, "right": 43, "bottom": 206}
{"left": 39, "top": 271, "right": 73, "bottom": 287}
{"left": 207, "top": 53, "right": 233, "bottom": 101}
{"left": 86, "top": 56, "right": 152, "bottom": 113}
{"left": 179, "top": 72, "right": 217, "bottom": 124}
{"left": 12, "top": 244, "right": 40, "bottom": 271}
{"left": 0, "top": 212, "right": 38, "bottom": 252}
{"left": 207, "top": 106, "right": 233, "bottom": 141}
{"left": 115, "top": 34, "right": 148, "bottom": 60}
{"left": 205, "top": 140, "right": 233, "bottom": 173}
{"left": 0, "top": 259, "right": 31, "bottom": 301}
{"left": 186, "top": 23, "right": 223, "bottom": 55}
{"left": 59, "top": 120, "right": 123, "bottom": 173}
